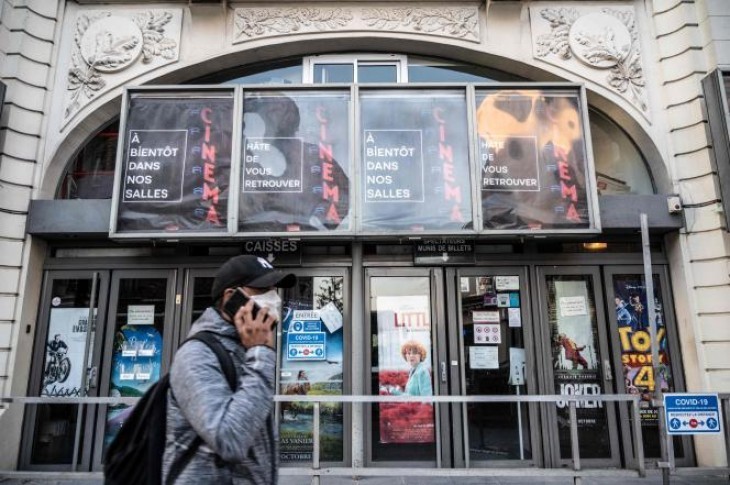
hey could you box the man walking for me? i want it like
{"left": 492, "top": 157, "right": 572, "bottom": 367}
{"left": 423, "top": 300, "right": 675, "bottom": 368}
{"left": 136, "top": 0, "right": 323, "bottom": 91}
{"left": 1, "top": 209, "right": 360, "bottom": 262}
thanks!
{"left": 163, "top": 255, "right": 295, "bottom": 484}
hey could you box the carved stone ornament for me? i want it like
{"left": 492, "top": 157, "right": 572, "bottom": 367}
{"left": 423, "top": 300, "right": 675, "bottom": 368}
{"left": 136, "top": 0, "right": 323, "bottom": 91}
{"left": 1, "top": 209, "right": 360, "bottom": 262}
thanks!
{"left": 234, "top": 6, "right": 479, "bottom": 43}
{"left": 65, "top": 10, "right": 181, "bottom": 120}
{"left": 532, "top": 6, "right": 647, "bottom": 113}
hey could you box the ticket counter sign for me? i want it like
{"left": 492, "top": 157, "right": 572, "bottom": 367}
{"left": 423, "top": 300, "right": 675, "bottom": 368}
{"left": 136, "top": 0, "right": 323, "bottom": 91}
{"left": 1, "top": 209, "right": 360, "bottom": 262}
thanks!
{"left": 664, "top": 393, "right": 723, "bottom": 434}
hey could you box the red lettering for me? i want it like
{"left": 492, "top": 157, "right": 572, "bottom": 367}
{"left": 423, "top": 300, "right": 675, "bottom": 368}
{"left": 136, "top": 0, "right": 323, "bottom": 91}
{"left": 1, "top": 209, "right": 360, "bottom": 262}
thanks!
{"left": 326, "top": 202, "right": 341, "bottom": 224}
{"left": 203, "top": 183, "right": 220, "bottom": 204}
{"left": 205, "top": 205, "right": 221, "bottom": 225}
{"left": 323, "top": 181, "right": 339, "bottom": 202}
{"left": 566, "top": 203, "right": 581, "bottom": 221}
{"left": 204, "top": 163, "right": 215, "bottom": 184}
{"left": 450, "top": 204, "right": 463, "bottom": 222}
{"left": 319, "top": 142, "right": 333, "bottom": 163}
{"left": 561, "top": 181, "right": 577, "bottom": 202}
{"left": 322, "top": 162, "right": 333, "bottom": 182}
{"left": 201, "top": 107, "right": 212, "bottom": 125}
{"left": 443, "top": 160, "right": 455, "bottom": 182}
{"left": 444, "top": 182, "right": 461, "bottom": 203}
{"left": 558, "top": 161, "right": 571, "bottom": 181}
{"left": 433, "top": 107, "right": 445, "bottom": 124}
{"left": 202, "top": 143, "right": 216, "bottom": 163}
{"left": 439, "top": 143, "right": 453, "bottom": 164}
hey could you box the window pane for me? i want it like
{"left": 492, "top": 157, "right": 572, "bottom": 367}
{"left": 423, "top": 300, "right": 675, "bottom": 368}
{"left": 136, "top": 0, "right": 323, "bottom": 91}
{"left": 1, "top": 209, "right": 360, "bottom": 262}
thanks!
{"left": 31, "top": 278, "right": 98, "bottom": 464}
{"left": 409, "top": 65, "right": 496, "bottom": 83}
{"left": 360, "top": 90, "right": 473, "bottom": 231}
{"left": 313, "top": 64, "right": 354, "bottom": 84}
{"left": 224, "top": 64, "right": 302, "bottom": 85}
{"left": 461, "top": 275, "right": 531, "bottom": 461}
{"left": 477, "top": 89, "right": 592, "bottom": 231}
{"left": 103, "top": 278, "right": 168, "bottom": 452}
{"left": 57, "top": 123, "right": 118, "bottom": 199}
{"left": 358, "top": 65, "right": 397, "bottom": 83}
{"left": 279, "top": 276, "right": 345, "bottom": 463}
{"left": 240, "top": 91, "right": 351, "bottom": 232}
{"left": 546, "top": 275, "right": 611, "bottom": 459}
{"left": 591, "top": 111, "right": 654, "bottom": 195}
{"left": 370, "top": 276, "right": 436, "bottom": 461}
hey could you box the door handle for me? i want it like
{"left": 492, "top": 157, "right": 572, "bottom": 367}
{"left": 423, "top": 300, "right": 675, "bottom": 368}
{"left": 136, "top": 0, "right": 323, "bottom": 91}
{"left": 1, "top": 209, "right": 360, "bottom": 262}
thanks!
{"left": 603, "top": 359, "right": 613, "bottom": 381}
{"left": 441, "top": 362, "right": 447, "bottom": 383}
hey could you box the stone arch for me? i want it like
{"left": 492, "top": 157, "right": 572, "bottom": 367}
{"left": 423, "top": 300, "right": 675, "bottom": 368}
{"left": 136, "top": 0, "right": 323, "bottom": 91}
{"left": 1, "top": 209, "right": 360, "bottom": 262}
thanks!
{"left": 40, "top": 35, "right": 671, "bottom": 198}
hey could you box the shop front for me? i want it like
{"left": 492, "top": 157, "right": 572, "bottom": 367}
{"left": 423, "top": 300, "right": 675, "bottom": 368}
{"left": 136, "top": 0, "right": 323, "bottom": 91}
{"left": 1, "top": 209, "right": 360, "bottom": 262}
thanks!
{"left": 2, "top": 1, "right": 698, "bottom": 470}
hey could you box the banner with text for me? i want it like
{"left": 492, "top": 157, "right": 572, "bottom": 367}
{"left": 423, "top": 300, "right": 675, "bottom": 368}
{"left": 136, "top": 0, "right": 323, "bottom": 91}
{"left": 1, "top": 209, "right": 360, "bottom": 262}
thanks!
{"left": 476, "top": 89, "right": 592, "bottom": 231}
{"left": 361, "top": 91, "right": 472, "bottom": 231}
{"left": 239, "top": 91, "right": 351, "bottom": 233}
{"left": 114, "top": 94, "right": 234, "bottom": 233}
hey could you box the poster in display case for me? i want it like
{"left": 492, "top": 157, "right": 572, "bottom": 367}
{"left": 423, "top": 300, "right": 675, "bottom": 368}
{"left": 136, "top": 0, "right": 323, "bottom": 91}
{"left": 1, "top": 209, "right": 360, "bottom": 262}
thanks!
{"left": 360, "top": 90, "right": 473, "bottom": 232}
{"left": 475, "top": 88, "right": 598, "bottom": 232}
{"left": 239, "top": 91, "right": 351, "bottom": 233}
{"left": 111, "top": 91, "right": 234, "bottom": 235}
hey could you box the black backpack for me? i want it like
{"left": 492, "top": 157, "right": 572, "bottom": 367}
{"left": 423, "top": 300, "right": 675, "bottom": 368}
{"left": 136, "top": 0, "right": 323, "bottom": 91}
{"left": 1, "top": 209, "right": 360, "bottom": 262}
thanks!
{"left": 104, "top": 331, "right": 237, "bottom": 485}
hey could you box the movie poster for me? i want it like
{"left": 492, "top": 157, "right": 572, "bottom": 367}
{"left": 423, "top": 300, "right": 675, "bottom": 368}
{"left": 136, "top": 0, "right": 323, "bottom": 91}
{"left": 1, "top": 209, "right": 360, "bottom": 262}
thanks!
{"left": 476, "top": 89, "right": 593, "bottom": 231}
{"left": 548, "top": 277, "right": 610, "bottom": 458}
{"left": 613, "top": 274, "right": 671, "bottom": 425}
{"left": 279, "top": 276, "right": 344, "bottom": 462}
{"left": 376, "top": 295, "right": 435, "bottom": 444}
{"left": 360, "top": 91, "right": 472, "bottom": 231}
{"left": 239, "top": 92, "right": 351, "bottom": 233}
{"left": 41, "top": 308, "right": 95, "bottom": 397}
{"left": 115, "top": 94, "right": 234, "bottom": 234}
{"left": 103, "top": 324, "right": 163, "bottom": 449}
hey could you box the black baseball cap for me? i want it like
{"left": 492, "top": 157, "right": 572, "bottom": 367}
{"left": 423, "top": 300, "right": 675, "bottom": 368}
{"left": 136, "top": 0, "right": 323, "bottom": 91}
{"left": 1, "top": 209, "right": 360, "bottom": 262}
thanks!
{"left": 211, "top": 255, "right": 296, "bottom": 301}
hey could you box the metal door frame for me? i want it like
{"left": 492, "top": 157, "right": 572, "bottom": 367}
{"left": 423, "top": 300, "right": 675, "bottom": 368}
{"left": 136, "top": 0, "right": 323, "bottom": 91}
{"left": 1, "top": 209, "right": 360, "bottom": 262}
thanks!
{"left": 446, "top": 265, "right": 542, "bottom": 468}
{"left": 91, "top": 268, "right": 178, "bottom": 470}
{"left": 20, "top": 269, "right": 110, "bottom": 471}
{"left": 602, "top": 264, "right": 695, "bottom": 467}
{"left": 364, "top": 266, "right": 447, "bottom": 467}
{"left": 535, "top": 265, "right": 622, "bottom": 468}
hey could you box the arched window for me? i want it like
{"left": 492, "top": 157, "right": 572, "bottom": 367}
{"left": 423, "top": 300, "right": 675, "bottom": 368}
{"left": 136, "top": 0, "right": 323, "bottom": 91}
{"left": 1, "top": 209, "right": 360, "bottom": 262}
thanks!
{"left": 55, "top": 55, "right": 655, "bottom": 199}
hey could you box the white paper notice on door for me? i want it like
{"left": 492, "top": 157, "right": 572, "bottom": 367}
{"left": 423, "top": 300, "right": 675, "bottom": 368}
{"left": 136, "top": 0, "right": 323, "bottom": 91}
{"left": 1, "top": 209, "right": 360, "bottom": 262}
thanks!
{"left": 470, "top": 346, "right": 499, "bottom": 369}
{"left": 508, "top": 307, "right": 522, "bottom": 327}
{"left": 474, "top": 323, "right": 501, "bottom": 344}
{"left": 473, "top": 310, "right": 500, "bottom": 323}
{"left": 127, "top": 305, "right": 155, "bottom": 325}
{"left": 495, "top": 276, "right": 520, "bottom": 291}
{"left": 559, "top": 296, "right": 587, "bottom": 317}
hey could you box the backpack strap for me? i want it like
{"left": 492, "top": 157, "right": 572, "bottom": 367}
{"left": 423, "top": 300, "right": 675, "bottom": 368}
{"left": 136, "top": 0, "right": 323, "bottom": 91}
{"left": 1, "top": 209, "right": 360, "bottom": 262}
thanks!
{"left": 165, "top": 331, "right": 238, "bottom": 485}
{"left": 188, "top": 331, "right": 237, "bottom": 391}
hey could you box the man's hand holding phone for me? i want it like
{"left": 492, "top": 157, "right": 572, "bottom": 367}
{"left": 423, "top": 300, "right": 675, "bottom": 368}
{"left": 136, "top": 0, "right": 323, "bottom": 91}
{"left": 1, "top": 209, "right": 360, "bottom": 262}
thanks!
{"left": 233, "top": 299, "right": 276, "bottom": 349}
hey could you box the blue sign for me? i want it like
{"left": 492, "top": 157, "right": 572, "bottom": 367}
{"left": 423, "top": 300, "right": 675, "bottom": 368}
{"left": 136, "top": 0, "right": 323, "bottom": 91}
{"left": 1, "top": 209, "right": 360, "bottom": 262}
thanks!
{"left": 664, "top": 393, "right": 723, "bottom": 435}
{"left": 286, "top": 331, "right": 326, "bottom": 361}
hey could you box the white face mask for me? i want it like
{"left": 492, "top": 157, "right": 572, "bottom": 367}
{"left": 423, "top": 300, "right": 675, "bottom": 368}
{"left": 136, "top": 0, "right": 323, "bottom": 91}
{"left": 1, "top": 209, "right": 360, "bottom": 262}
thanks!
{"left": 248, "top": 289, "right": 282, "bottom": 322}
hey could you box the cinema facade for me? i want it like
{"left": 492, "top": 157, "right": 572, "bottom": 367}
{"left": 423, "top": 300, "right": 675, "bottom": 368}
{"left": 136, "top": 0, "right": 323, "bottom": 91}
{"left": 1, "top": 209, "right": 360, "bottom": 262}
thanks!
{"left": 0, "top": 0, "right": 729, "bottom": 475}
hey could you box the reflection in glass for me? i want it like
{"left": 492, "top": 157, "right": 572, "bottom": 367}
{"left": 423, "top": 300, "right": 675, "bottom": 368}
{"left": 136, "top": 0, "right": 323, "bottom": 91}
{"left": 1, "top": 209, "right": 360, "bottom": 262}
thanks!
{"left": 591, "top": 111, "right": 653, "bottom": 195}
{"left": 103, "top": 278, "right": 167, "bottom": 455}
{"left": 370, "top": 277, "right": 436, "bottom": 462}
{"left": 358, "top": 65, "right": 398, "bottom": 83}
{"left": 546, "top": 275, "right": 610, "bottom": 459}
{"left": 240, "top": 91, "right": 351, "bottom": 232}
{"left": 612, "top": 274, "right": 683, "bottom": 459}
{"left": 279, "top": 276, "right": 345, "bottom": 463}
{"left": 461, "top": 275, "right": 531, "bottom": 461}
{"left": 31, "top": 278, "right": 97, "bottom": 465}
{"left": 476, "top": 89, "right": 591, "bottom": 231}
{"left": 57, "top": 123, "right": 118, "bottom": 200}
{"left": 313, "top": 64, "right": 354, "bottom": 84}
{"left": 360, "top": 91, "right": 473, "bottom": 231}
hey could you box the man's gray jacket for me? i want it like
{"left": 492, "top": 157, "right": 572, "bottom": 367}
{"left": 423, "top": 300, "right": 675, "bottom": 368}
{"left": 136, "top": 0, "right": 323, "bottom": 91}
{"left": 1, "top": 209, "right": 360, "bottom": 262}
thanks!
{"left": 162, "top": 307, "right": 278, "bottom": 484}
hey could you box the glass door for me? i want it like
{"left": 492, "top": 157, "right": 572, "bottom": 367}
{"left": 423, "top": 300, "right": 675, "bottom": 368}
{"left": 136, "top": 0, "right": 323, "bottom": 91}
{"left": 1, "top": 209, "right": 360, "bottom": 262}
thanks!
{"left": 366, "top": 267, "right": 445, "bottom": 466}
{"left": 447, "top": 267, "right": 540, "bottom": 467}
{"left": 93, "top": 270, "right": 177, "bottom": 469}
{"left": 536, "top": 266, "right": 621, "bottom": 467}
{"left": 603, "top": 265, "right": 694, "bottom": 467}
{"left": 21, "top": 270, "right": 109, "bottom": 471}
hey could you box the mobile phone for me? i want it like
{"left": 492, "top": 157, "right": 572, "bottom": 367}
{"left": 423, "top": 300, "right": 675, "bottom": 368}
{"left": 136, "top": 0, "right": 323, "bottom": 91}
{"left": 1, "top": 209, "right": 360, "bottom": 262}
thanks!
{"left": 223, "top": 289, "right": 261, "bottom": 320}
